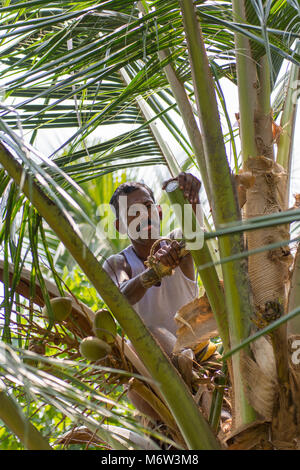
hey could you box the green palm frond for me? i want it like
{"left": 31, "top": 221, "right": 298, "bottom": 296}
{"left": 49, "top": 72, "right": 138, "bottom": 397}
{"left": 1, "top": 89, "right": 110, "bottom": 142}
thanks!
{"left": 0, "top": 341, "right": 163, "bottom": 450}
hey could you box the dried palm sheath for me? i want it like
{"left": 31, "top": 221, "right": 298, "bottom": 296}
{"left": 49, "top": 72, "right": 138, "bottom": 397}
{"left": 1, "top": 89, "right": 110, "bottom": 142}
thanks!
{"left": 173, "top": 295, "right": 218, "bottom": 354}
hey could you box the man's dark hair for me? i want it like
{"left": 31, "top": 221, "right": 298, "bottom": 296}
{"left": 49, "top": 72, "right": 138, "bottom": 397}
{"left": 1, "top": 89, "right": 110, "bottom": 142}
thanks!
{"left": 110, "top": 182, "right": 155, "bottom": 218}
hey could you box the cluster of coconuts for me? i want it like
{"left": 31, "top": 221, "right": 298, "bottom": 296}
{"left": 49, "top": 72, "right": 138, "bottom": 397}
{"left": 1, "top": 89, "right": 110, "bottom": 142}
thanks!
{"left": 79, "top": 309, "right": 117, "bottom": 362}
{"left": 41, "top": 297, "right": 116, "bottom": 362}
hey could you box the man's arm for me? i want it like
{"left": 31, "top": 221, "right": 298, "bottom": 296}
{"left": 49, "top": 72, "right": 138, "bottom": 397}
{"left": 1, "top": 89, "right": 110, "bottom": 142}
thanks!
{"left": 103, "top": 254, "right": 149, "bottom": 305}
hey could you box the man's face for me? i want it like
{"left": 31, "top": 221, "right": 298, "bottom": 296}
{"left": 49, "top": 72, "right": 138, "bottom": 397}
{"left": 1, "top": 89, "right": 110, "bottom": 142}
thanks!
{"left": 118, "top": 188, "right": 161, "bottom": 242}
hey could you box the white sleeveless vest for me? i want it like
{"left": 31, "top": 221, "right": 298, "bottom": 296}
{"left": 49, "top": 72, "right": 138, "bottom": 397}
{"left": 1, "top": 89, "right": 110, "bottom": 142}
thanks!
{"left": 120, "top": 243, "right": 198, "bottom": 335}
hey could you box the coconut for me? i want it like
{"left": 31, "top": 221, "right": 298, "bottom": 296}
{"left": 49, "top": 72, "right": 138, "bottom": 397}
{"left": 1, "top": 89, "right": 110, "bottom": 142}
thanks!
{"left": 42, "top": 297, "right": 72, "bottom": 322}
{"left": 80, "top": 336, "right": 111, "bottom": 361}
{"left": 93, "top": 309, "right": 116, "bottom": 344}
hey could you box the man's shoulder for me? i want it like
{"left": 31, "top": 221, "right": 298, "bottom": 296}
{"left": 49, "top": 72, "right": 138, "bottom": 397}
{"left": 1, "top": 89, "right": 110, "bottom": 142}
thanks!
{"left": 103, "top": 249, "right": 132, "bottom": 279}
{"left": 103, "top": 252, "right": 127, "bottom": 270}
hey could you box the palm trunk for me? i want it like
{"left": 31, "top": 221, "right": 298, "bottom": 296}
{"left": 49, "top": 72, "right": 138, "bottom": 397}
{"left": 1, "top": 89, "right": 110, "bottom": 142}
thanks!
{"left": 241, "top": 48, "right": 291, "bottom": 313}
{"left": 231, "top": 1, "right": 298, "bottom": 445}
{"left": 232, "top": 0, "right": 293, "bottom": 312}
{"left": 288, "top": 244, "right": 300, "bottom": 335}
{"left": 231, "top": 0, "right": 291, "bottom": 321}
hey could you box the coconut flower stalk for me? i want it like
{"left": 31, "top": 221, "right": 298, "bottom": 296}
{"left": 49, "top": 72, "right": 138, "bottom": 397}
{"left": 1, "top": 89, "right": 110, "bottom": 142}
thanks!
{"left": 0, "top": 142, "right": 221, "bottom": 451}
{"left": 164, "top": 180, "right": 229, "bottom": 352}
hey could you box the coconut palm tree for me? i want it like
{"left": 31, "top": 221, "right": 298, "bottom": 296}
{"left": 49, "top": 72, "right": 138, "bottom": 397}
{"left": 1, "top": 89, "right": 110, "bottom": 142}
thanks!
{"left": 0, "top": 0, "right": 300, "bottom": 450}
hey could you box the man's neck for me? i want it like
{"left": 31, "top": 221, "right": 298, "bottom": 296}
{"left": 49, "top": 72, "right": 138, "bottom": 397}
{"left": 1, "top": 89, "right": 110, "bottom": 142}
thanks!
{"left": 130, "top": 237, "right": 161, "bottom": 262}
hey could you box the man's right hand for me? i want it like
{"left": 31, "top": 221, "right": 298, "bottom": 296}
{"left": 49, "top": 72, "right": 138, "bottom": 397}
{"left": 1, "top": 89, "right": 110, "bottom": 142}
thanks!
{"left": 162, "top": 172, "right": 201, "bottom": 205}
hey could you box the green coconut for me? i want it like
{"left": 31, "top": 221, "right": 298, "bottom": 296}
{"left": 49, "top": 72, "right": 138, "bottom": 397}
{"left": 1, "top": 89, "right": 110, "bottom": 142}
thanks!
{"left": 42, "top": 297, "right": 72, "bottom": 322}
{"left": 93, "top": 309, "right": 117, "bottom": 344}
{"left": 80, "top": 336, "right": 112, "bottom": 361}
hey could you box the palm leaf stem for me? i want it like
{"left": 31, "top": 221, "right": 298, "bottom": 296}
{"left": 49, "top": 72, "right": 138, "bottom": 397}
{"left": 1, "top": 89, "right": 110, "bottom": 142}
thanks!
{"left": 0, "top": 379, "right": 52, "bottom": 450}
{"left": 137, "top": 1, "right": 211, "bottom": 200}
{"left": 158, "top": 48, "right": 211, "bottom": 202}
{"left": 255, "top": 54, "right": 274, "bottom": 160}
{"left": 232, "top": 0, "right": 257, "bottom": 163}
{"left": 119, "top": 67, "right": 180, "bottom": 177}
{"left": 276, "top": 41, "right": 300, "bottom": 180}
{"left": 199, "top": 235, "right": 299, "bottom": 273}
{"left": 179, "top": 0, "right": 256, "bottom": 427}
{"left": 203, "top": 209, "right": 300, "bottom": 240}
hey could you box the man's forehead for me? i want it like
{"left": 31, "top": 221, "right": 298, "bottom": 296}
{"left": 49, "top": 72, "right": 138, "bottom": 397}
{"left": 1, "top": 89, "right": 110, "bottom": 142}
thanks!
{"left": 125, "top": 188, "right": 154, "bottom": 206}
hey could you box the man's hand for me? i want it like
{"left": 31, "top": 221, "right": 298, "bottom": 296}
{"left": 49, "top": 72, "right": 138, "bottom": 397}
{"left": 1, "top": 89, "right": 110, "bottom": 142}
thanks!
{"left": 153, "top": 240, "right": 182, "bottom": 269}
{"left": 162, "top": 172, "right": 201, "bottom": 205}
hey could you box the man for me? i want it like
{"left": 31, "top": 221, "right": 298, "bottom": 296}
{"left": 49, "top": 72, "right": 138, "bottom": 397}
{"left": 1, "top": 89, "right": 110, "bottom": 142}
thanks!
{"left": 103, "top": 172, "right": 201, "bottom": 357}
